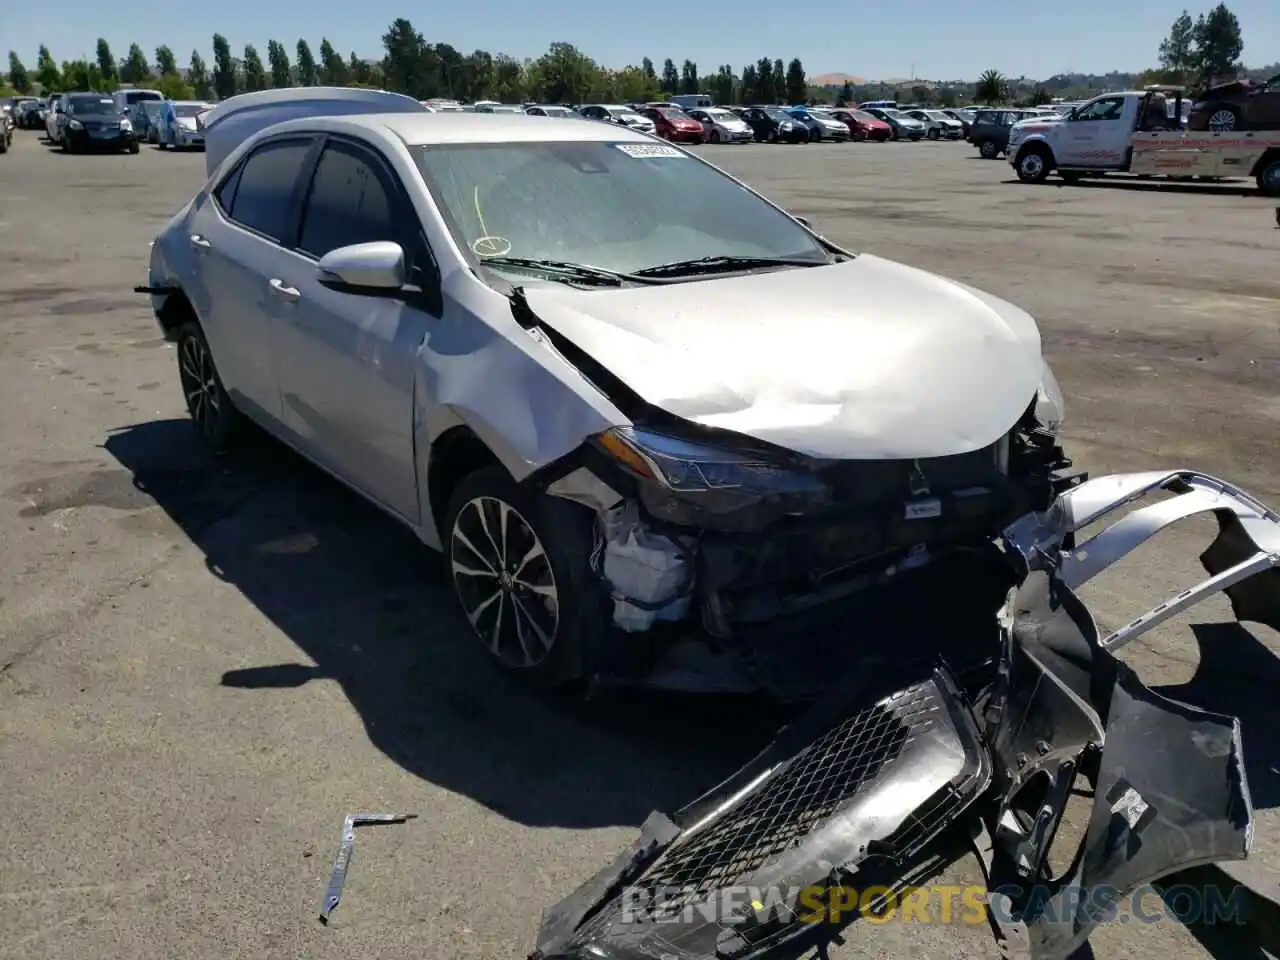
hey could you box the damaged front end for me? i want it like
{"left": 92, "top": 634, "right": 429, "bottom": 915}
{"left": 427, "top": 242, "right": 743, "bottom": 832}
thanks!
{"left": 532, "top": 471, "right": 1278, "bottom": 960}
{"left": 536, "top": 414, "right": 1078, "bottom": 698}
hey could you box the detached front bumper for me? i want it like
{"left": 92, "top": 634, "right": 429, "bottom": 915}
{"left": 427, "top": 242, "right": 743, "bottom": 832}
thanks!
{"left": 533, "top": 470, "right": 1277, "bottom": 960}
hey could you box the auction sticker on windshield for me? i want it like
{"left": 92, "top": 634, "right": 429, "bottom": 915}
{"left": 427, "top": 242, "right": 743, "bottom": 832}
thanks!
{"left": 615, "top": 143, "right": 686, "bottom": 158}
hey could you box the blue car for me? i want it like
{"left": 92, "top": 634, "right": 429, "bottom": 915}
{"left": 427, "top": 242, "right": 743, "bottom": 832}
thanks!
{"left": 157, "top": 100, "right": 212, "bottom": 150}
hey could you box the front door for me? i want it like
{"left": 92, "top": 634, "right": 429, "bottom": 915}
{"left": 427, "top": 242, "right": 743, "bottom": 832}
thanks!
{"left": 272, "top": 137, "right": 438, "bottom": 521}
{"left": 1056, "top": 96, "right": 1129, "bottom": 166}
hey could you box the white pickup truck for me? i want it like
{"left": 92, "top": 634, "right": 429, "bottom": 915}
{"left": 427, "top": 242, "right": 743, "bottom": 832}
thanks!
{"left": 1006, "top": 85, "right": 1280, "bottom": 196}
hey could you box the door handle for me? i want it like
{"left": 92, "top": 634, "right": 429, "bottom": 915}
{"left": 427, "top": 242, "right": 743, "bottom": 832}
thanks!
{"left": 189, "top": 233, "right": 211, "bottom": 250}
{"left": 269, "top": 278, "right": 301, "bottom": 302}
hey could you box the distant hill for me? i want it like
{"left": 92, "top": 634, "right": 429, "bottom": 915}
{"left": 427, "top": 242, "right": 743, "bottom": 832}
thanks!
{"left": 811, "top": 72, "right": 866, "bottom": 86}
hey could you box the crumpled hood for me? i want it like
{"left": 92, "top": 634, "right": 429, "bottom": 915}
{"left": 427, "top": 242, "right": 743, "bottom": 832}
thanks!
{"left": 522, "top": 254, "right": 1045, "bottom": 460}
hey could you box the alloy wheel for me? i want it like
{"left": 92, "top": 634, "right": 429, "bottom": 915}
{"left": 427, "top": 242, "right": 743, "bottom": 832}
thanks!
{"left": 178, "top": 333, "right": 222, "bottom": 441}
{"left": 450, "top": 496, "right": 560, "bottom": 669}
{"left": 1207, "top": 109, "right": 1236, "bottom": 131}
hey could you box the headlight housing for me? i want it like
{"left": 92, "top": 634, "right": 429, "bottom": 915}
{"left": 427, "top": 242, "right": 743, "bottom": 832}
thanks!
{"left": 595, "top": 426, "right": 830, "bottom": 524}
{"left": 120, "top": 119, "right": 132, "bottom": 131}
{"left": 68, "top": 119, "right": 83, "bottom": 130}
{"left": 1035, "top": 361, "right": 1065, "bottom": 433}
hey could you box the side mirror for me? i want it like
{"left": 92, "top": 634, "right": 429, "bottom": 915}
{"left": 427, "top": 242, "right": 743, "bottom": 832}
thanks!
{"left": 316, "top": 241, "right": 406, "bottom": 293}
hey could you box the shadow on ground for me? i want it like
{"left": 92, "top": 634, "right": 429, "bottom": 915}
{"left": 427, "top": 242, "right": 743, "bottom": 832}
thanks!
{"left": 104, "top": 418, "right": 789, "bottom": 830}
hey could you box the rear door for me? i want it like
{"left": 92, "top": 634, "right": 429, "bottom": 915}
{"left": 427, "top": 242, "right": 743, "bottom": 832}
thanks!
{"left": 272, "top": 136, "right": 439, "bottom": 520}
{"left": 189, "top": 136, "right": 316, "bottom": 426}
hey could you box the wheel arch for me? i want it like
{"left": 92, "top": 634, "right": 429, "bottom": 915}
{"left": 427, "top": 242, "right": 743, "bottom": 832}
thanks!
{"left": 425, "top": 424, "right": 507, "bottom": 542}
{"left": 1015, "top": 138, "right": 1057, "bottom": 169}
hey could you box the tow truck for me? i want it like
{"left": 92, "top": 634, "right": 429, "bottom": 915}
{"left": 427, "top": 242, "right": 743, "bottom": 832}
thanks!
{"left": 1006, "top": 85, "right": 1280, "bottom": 196}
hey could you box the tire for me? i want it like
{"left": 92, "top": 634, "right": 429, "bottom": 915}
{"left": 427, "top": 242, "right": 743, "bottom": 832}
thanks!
{"left": 443, "top": 465, "right": 608, "bottom": 688}
{"left": 1257, "top": 155, "right": 1280, "bottom": 197}
{"left": 175, "top": 321, "right": 245, "bottom": 453}
{"left": 810, "top": 129, "right": 820, "bottom": 142}
{"left": 710, "top": 129, "right": 721, "bottom": 143}
{"left": 979, "top": 139, "right": 999, "bottom": 159}
{"left": 927, "top": 128, "right": 940, "bottom": 140}
{"left": 1015, "top": 146, "right": 1052, "bottom": 183}
{"left": 1205, "top": 105, "right": 1240, "bottom": 132}
{"left": 127, "top": 141, "right": 139, "bottom": 155}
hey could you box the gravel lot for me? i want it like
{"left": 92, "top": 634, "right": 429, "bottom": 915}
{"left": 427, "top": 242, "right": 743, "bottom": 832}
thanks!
{"left": 1, "top": 130, "right": 1278, "bottom": 960}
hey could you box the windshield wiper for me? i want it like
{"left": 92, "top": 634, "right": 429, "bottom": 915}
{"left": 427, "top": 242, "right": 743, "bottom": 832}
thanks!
{"left": 478, "top": 257, "right": 659, "bottom": 287}
{"left": 632, "top": 255, "right": 831, "bottom": 278}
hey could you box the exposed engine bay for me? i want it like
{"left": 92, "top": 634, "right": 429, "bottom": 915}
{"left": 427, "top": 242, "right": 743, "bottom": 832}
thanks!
{"left": 529, "top": 470, "right": 1279, "bottom": 960}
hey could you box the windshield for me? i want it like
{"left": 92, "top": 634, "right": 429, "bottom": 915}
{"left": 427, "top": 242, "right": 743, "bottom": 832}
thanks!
{"left": 926, "top": 111, "right": 950, "bottom": 121}
{"left": 414, "top": 141, "right": 829, "bottom": 278}
{"left": 613, "top": 109, "right": 642, "bottom": 121}
{"left": 880, "top": 108, "right": 904, "bottom": 118}
{"left": 174, "top": 103, "right": 206, "bottom": 117}
{"left": 763, "top": 108, "right": 790, "bottom": 120}
{"left": 68, "top": 98, "right": 121, "bottom": 116}
{"left": 707, "top": 109, "right": 733, "bottom": 121}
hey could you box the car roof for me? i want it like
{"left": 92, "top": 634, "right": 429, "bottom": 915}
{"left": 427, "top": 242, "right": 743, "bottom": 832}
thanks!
{"left": 263, "top": 112, "right": 657, "bottom": 146}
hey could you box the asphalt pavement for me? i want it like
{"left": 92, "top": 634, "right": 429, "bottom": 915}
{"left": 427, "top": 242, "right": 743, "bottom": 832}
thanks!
{"left": 0, "top": 130, "right": 1277, "bottom": 960}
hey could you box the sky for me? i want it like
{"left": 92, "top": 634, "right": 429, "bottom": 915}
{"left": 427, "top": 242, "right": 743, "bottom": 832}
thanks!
{"left": 4, "top": 1, "right": 1277, "bottom": 81}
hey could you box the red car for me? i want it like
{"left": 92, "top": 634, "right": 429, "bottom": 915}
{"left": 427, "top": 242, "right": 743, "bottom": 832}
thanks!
{"left": 830, "top": 108, "right": 893, "bottom": 141}
{"left": 642, "top": 107, "right": 705, "bottom": 143}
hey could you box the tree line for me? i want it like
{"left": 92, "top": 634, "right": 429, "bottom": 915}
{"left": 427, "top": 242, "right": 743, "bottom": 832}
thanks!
{"left": 2, "top": 22, "right": 814, "bottom": 107}
{"left": 2, "top": 6, "right": 1267, "bottom": 108}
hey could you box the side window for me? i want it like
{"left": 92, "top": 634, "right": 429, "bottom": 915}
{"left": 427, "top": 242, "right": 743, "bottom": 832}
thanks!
{"left": 224, "top": 139, "right": 312, "bottom": 241}
{"left": 296, "top": 141, "right": 398, "bottom": 260}
{"left": 214, "top": 160, "right": 245, "bottom": 213}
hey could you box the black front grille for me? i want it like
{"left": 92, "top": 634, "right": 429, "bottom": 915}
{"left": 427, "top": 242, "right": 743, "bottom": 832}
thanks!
{"left": 632, "top": 684, "right": 936, "bottom": 910}
{"left": 821, "top": 446, "right": 1001, "bottom": 504}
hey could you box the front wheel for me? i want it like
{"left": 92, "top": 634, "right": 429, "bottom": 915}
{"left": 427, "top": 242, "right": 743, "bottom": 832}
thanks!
{"left": 175, "top": 322, "right": 245, "bottom": 453}
{"left": 1016, "top": 147, "right": 1052, "bottom": 183}
{"left": 709, "top": 129, "right": 721, "bottom": 143}
{"left": 927, "top": 128, "right": 940, "bottom": 140}
{"left": 443, "top": 466, "right": 608, "bottom": 688}
{"left": 979, "top": 139, "right": 999, "bottom": 159}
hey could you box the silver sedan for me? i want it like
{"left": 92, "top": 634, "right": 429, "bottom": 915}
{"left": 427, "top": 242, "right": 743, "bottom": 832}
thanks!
{"left": 141, "top": 107, "right": 1072, "bottom": 692}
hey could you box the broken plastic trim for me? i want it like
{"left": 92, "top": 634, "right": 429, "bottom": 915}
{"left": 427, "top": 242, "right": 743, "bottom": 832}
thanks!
{"left": 1002, "top": 469, "right": 1280, "bottom": 646}
{"left": 317, "top": 812, "right": 416, "bottom": 924}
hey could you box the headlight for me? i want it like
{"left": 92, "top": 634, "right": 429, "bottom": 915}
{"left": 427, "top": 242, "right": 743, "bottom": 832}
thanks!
{"left": 1035, "top": 361, "right": 1065, "bottom": 433}
{"left": 780, "top": 121, "right": 793, "bottom": 129}
{"left": 595, "top": 426, "right": 829, "bottom": 520}
{"left": 120, "top": 119, "right": 132, "bottom": 131}
{"left": 68, "top": 119, "right": 83, "bottom": 130}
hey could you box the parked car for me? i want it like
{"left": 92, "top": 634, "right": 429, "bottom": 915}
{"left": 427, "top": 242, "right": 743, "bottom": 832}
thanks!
{"left": 941, "top": 108, "right": 975, "bottom": 136}
{"left": 904, "top": 109, "right": 965, "bottom": 139}
{"left": 969, "top": 108, "right": 1036, "bottom": 158}
{"left": 158, "top": 100, "right": 212, "bottom": 149}
{"left": 739, "top": 105, "right": 809, "bottom": 143}
{"left": 641, "top": 106, "right": 705, "bottom": 143}
{"left": 113, "top": 87, "right": 164, "bottom": 119}
{"left": 828, "top": 108, "right": 893, "bottom": 141}
{"left": 135, "top": 99, "right": 167, "bottom": 143}
{"left": 577, "top": 104, "right": 657, "bottom": 134}
{"left": 687, "top": 106, "right": 753, "bottom": 142}
{"left": 786, "top": 107, "right": 850, "bottom": 141}
{"left": 1188, "top": 74, "right": 1280, "bottom": 131}
{"left": 140, "top": 102, "right": 1073, "bottom": 691}
{"left": 525, "top": 105, "right": 582, "bottom": 118}
{"left": 16, "top": 99, "right": 45, "bottom": 129}
{"left": 863, "top": 106, "right": 926, "bottom": 140}
{"left": 58, "top": 93, "right": 138, "bottom": 154}
{"left": 0, "top": 106, "right": 12, "bottom": 154}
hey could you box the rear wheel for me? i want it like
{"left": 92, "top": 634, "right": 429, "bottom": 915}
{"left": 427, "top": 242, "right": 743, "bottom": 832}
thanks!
{"left": 443, "top": 466, "right": 608, "bottom": 688}
{"left": 1256, "top": 155, "right": 1280, "bottom": 197}
{"left": 979, "top": 139, "right": 999, "bottom": 159}
{"left": 175, "top": 321, "right": 245, "bottom": 453}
